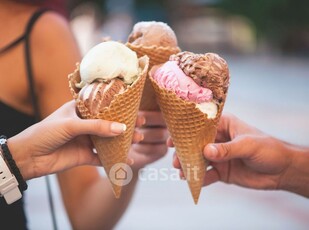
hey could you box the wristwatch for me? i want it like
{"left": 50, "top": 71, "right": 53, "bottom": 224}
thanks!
{"left": 0, "top": 150, "right": 22, "bottom": 204}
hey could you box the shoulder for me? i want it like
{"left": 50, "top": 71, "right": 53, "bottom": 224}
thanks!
{"left": 34, "top": 11, "right": 71, "bottom": 38}
{"left": 30, "top": 10, "right": 81, "bottom": 78}
{"left": 31, "top": 11, "right": 79, "bottom": 51}
{"left": 33, "top": 10, "right": 69, "bottom": 35}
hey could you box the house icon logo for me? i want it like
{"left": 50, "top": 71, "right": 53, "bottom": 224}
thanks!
{"left": 115, "top": 167, "right": 127, "bottom": 180}
{"left": 109, "top": 163, "right": 133, "bottom": 186}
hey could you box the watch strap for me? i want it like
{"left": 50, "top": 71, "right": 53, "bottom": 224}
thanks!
{"left": 0, "top": 153, "right": 22, "bottom": 204}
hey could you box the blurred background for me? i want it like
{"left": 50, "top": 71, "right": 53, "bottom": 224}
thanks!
{"left": 25, "top": 0, "right": 309, "bottom": 229}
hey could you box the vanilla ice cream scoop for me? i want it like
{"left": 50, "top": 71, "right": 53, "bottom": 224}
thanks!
{"left": 77, "top": 41, "right": 139, "bottom": 88}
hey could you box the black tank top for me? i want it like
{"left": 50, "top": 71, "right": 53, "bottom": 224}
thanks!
{"left": 0, "top": 8, "right": 49, "bottom": 230}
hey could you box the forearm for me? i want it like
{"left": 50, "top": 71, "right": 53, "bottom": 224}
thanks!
{"left": 279, "top": 145, "right": 309, "bottom": 197}
{"left": 63, "top": 170, "right": 138, "bottom": 230}
{"left": 80, "top": 177, "right": 137, "bottom": 230}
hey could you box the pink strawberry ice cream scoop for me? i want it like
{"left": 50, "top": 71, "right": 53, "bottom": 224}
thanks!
{"left": 170, "top": 51, "right": 229, "bottom": 103}
{"left": 153, "top": 61, "right": 212, "bottom": 103}
{"left": 152, "top": 51, "right": 229, "bottom": 119}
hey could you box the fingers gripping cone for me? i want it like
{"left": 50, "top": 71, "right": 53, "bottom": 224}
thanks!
{"left": 68, "top": 56, "right": 149, "bottom": 198}
{"left": 126, "top": 43, "right": 180, "bottom": 111}
{"left": 149, "top": 66, "right": 226, "bottom": 204}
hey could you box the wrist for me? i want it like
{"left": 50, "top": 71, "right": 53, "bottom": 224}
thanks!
{"left": 7, "top": 136, "right": 32, "bottom": 180}
{"left": 278, "top": 145, "right": 309, "bottom": 197}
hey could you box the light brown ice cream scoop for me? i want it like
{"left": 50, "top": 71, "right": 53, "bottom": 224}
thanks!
{"left": 128, "top": 21, "right": 178, "bottom": 47}
{"left": 77, "top": 79, "right": 126, "bottom": 116}
{"left": 170, "top": 51, "right": 230, "bottom": 103}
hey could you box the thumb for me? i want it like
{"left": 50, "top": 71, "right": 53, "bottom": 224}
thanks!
{"left": 204, "top": 137, "right": 256, "bottom": 162}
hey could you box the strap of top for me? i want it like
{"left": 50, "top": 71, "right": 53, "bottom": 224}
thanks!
{"left": 0, "top": 35, "right": 26, "bottom": 54}
{"left": 0, "top": 8, "right": 49, "bottom": 121}
{"left": 0, "top": 8, "right": 49, "bottom": 55}
{"left": 24, "top": 8, "right": 50, "bottom": 121}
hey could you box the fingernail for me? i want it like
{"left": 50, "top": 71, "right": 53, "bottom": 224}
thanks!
{"left": 206, "top": 145, "right": 218, "bottom": 158}
{"left": 141, "top": 116, "right": 146, "bottom": 126}
{"left": 138, "top": 133, "right": 144, "bottom": 142}
{"left": 134, "top": 132, "right": 144, "bottom": 143}
{"left": 111, "top": 122, "right": 126, "bottom": 134}
{"left": 127, "top": 158, "right": 134, "bottom": 165}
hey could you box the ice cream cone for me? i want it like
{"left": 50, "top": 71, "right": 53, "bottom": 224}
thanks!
{"left": 149, "top": 65, "right": 227, "bottom": 204}
{"left": 68, "top": 56, "right": 149, "bottom": 198}
{"left": 126, "top": 43, "right": 180, "bottom": 111}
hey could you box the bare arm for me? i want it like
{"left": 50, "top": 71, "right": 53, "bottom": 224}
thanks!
{"left": 279, "top": 145, "right": 309, "bottom": 197}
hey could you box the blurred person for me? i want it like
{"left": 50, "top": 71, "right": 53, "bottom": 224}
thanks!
{"left": 0, "top": 0, "right": 168, "bottom": 229}
{"left": 170, "top": 114, "right": 309, "bottom": 198}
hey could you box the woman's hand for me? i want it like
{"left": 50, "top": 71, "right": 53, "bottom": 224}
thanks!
{"left": 8, "top": 100, "right": 127, "bottom": 180}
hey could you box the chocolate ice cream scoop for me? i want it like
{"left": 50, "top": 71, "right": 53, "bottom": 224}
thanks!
{"left": 170, "top": 51, "right": 229, "bottom": 102}
{"left": 128, "top": 21, "right": 178, "bottom": 47}
{"left": 78, "top": 79, "right": 126, "bottom": 116}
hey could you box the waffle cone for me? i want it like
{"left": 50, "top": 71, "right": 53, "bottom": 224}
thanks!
{"left": 68, "top": 56, "right": 149, "bottom": 198}
{"left": 126, "top": 43, "right": 181, "bottom": 111}
{"left": 149, "top": 65, "right": 226, "bottom": 204}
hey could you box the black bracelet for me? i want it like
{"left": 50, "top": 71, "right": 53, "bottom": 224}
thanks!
{"left": 0, "top": 135, "right": 28, "bottom": 192}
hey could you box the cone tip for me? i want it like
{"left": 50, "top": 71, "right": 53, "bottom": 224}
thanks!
{"left": 193, "top": 194, "right": 200, "bottom": 205}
